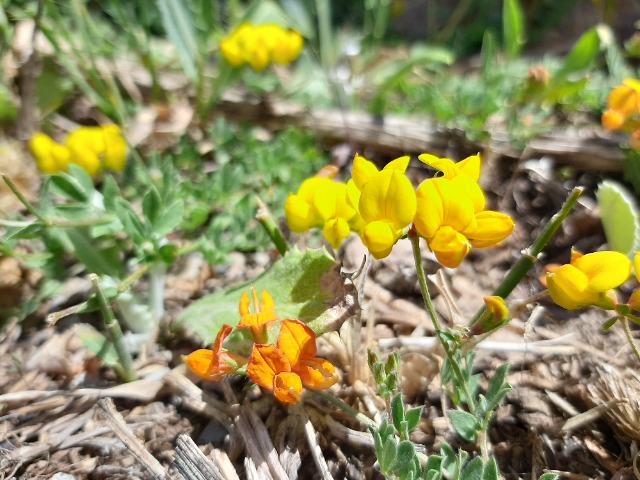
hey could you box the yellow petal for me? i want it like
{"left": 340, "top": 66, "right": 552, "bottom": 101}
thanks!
{"left": 383, "top": 155, "right": 410, "bottom": 172}
{"left": 628, "top": 288, "right": 640, "bottom": 311}
{"left": 102, "top": 125, "right": 128, "bottom": 171}
{"left": 483, "top": 296, "right": 509, "bottom": 323}
{"left": 361, "top": 220, "right": 396, "bottom": 259}
{"left": 418, "top": 153, "right": 458, "bottom": 177}
{"left": 457, "top": 154, "right": 481, "bottom": 181}
{"left": 573, "top": 251, "right": 631, "bottom": 292}
{"left": 277, "top": 319, "right": 317, "bottom": 366}
{"left": 468, "top": 210, "right": 514, "bottom": 248}
{"left": 247, "top": 344, "right": 290, "bottom": 390}
{"left": 429, "top": 225, "right": 471, "bottom": 268}
{"left": 220, "top": 39, "right": 245, "bottom": 66}
{"left": 634, "top": 252, "right": 640, "bottom": 283}
{"left": 284, "top": 193, "right": 319, "bottom": 232}
{"left": 546, "top": 264, "right": 595, "bottom": 310}
{"left": 323, "top": 217, "right": 351, "bottom": 249}
{"left": 273, "top": 372, "right": 303, "bottom": 403}
{"left": 351, "top": 154, "right": 379, "bottom": 190}
{"left": 358, "top": 169, "right": 416, "bottom": 229}
{"left": 414, "top": 179, "right": 444, "bottom": 239}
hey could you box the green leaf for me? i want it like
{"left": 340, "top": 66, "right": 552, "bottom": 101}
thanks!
{"left": 482, "top": 458, "right": 499, "bottom": 480}
{"left": 391, "top": 393, "right": 405, "bottom": 432}
{"left": 538, "top": 474, "right": 559, "bottom": 480}
{"left": 65, "top": 228, "right": 125, "bottom": 278}
{"left": 596, "top": 180, "right": 640, "bottom": 256}
{"left": 142, "top": 186, "right": 162, "bottom": 227}
{"left": 371, "top": 429, "right": 383, "bottom": 457}
{"left": 485, "top": 363, "right": 511, "bottom": 409}
{"left": 152, "top": 199, "right": 184, "bottom": 237}
{"left": 49, "top": 173, "right": 89, "bottom": 202}
{"left": 460, "top": 456, "right": 484, "bottom": 480}
{"left": 556, "top": 27, "right": 600, "bottom": 77}
{"left": 503, "top": 0, "right": 525, "bottom": 59}
{"left": 157, "top": 0, "right": 198, "bottom": 81}
{"left": 102, "top": 175, "right": 120, "bottom": 212}
{"left": 448, "top": 410, "right": 480, "bottom": 442}
{"left": 67, "top": 164, "right": 96, "bottom": 198}
{"left": 405, "top": 406, "right": 423, "bottom": 433}
{"left": 114, "top": 198, "right": 147, "bottom": 243}
{"left": 5, "top": 222, "right": 44, "bottom": 241}
{"left": 394, "top": 440, "right": 416, "bottom": 469}
{"left": 380, "top": 436, "right": 398, "bottom": 473}
{"left": 174, "top": 248, "right": 358, "bottom": 343}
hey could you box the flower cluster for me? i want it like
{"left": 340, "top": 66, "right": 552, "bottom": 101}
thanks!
{"left": 220, "top": 23, "right": 303, "bottom": 72}
{"left": 183, "top": 288, "right": 337, "bottom": 404}
{"left": 29, "top": 125, "right": 127, "bottom": 176}
{"left": 602, "top": 79, "right": 640, "bottom": 149}
{"left": 544, "top": 250, "right": 640, "bottom": 317}
{"left": 285, "top": 153, "right": 515, "bottom": 268}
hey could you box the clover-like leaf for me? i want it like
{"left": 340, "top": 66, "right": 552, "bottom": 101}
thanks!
{"left": 174, "top": 248, "right": 358, "bottom": 343}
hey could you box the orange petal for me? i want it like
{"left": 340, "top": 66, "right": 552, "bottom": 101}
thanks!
{"left": 247, "top": 344, "right": 290, "bottom": 390}
{"left": 296, "top": 358, "right": 338, "bottom": 390}
{"left": 273, "top": 372, "right": 303, "bottom": 403}
{"left": 183, "top": 350, "right": 225, "bottom": 381}
{"left": 278, "top": 319, "right": 317, "bottom": 366}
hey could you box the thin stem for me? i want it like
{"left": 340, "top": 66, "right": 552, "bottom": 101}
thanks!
{"left": 622, "top": 317, "right": 640, "bottom": 364}
{"left": 470, "top": 186, "right": 584, "bottom": 326}
{"left": 47, "top": 265, "right": 148, "bottom": 326}
{"left": 255, "top": 195, "right": 289, "bottom": 256}
{"left": 312, "top": 390, "right": 377, "bottom": 430}
{"left": 2, "top": 175, "right": 47, "bottom": 223}
{"left": 91, "top": 274, "right": 137, "bottom": 382}
{"left": 408, "top": 227, "right": 476, "bottom": 412}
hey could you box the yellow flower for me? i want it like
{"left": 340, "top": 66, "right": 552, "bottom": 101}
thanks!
{"left": 29, "top": 133, "right": 71, "bottom": 174}
{"left": 627, "top": 252, "right": 640, "bottom": 310}
{"left": 220, "top": 23, "right": 303, "bottom": 71}
{"left": 602, "top": 79, "right": 640, "bottom": 131}
{"left": 414, "top": 175, "right": 514, "bottom": 268}
{"left": 285, "top": 169, "right": 361, "bottom": 249}
{"left": 31, "top": 125, "right": 127, "bottom": 176}
{"left": 350, "top": 154, "right": 416, "bottom": 259}
{"left": 546, "top": 250, "right": 631, "bottom": 310}
{"left": 101, "top": 125, "right": 128, "bottom": 172}
{"left": 418, "top": 153, "right": 481, "bottom": 181}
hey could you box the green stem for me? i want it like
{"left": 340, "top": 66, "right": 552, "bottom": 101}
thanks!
{"left": 255, "top": 195, "right": 289, "bottom": 256}
{"left": 2, "top": 175, "right": 47, "bottom": 224}
{"left": 90, "top": 274, "right": 137, "bottom": 382}
{"left": 622, "top": 317, "right": 640, "bottom": 364}
{"left": 470, "top": 186, "right": 584, "bottom": 326}
{"left": 47, "top": 265, "right": 148, "bottom": 326}
{"left": 312, "top": 390, "right": 377, "bottom": 430}
{"left": 408, "top": 226, "right": 476, "bottom": 412}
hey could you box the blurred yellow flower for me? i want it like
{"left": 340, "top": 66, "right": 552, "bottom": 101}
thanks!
{"left": 29, "top": 133, "right": 71, "bottom": 174}
{"left": 602, "top": 79, "right": 640, "bottom": 130}
{"left": 546, "top": 250, "right": 631, "bottom": 310}
{"left": 220, "top": 23, "right": 303, "bottom": 71}
{"left": 413, "top": 175, "right": 514, "bottom": 268}
{"left": 29, "top": 125, "right": 127, "bottom": 176}
{"left": 349, "top": 154, "right": 416, "bottom": 259}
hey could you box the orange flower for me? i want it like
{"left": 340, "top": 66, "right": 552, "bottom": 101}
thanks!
{"left": 238, "top": 288, "right": 278, "bottom": 343}
{"left": 246, "top": 320, "right": 337, "bottom": 404}
{"left": 182, "top": 324, "right": 247, "bottom": 381}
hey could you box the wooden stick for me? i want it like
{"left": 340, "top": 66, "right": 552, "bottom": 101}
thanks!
{"left": 94, "top": 398, "right": 169, "bottom": 480}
